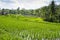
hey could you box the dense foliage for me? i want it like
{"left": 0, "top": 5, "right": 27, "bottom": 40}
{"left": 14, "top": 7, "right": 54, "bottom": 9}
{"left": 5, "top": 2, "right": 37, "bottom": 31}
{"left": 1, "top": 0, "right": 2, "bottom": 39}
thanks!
{"left": 36, "top": 0, "right": 60, "bottom": 23}
{"left": 0, "top": 0, "right": 60, "bottom": 23}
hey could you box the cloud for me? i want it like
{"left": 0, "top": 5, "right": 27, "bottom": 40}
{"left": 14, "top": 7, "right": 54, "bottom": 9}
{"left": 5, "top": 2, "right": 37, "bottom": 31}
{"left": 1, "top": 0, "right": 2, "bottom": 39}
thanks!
{"left": 0, "top": 0, "right": 60, "bottom": 9}
{"left": 19, "top": 0, "right": 51, "bottom": 9}
{"left": 0, "top": 0, "right": 14, "bottom": 4}
{"left": 0, "top": 0, "right": 19, "bottom": 9}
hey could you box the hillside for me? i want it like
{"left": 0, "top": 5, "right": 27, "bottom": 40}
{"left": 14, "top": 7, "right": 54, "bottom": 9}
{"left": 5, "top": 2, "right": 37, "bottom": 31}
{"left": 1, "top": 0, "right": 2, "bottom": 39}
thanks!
{"left": 0, "top": 15, "right": 60, "bottom": 40}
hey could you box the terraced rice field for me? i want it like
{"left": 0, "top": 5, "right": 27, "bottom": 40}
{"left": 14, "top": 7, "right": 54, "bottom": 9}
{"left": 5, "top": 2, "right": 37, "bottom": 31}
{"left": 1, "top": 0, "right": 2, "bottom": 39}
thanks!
{"left": 0, "top": 15, "right": 60, "bottom": 40}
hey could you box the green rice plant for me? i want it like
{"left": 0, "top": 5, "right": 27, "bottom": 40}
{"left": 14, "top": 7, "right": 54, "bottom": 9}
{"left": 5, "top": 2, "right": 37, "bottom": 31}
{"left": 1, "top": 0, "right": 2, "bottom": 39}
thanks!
{"left": 0, "top": 15, "right": 60, "bottom": 40}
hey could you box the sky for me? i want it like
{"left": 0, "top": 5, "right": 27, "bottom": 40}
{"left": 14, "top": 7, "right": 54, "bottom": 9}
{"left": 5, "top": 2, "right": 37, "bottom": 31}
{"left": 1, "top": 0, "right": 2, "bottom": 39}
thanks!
{"left": 0, "top": 0, "right": 60, "bottom": 9}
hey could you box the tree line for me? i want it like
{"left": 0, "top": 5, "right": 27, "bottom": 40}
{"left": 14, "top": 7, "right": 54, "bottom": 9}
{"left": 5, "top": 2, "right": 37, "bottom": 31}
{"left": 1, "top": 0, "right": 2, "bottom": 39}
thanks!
{"left": 40, "top": 0, "right": 60, "bottom": 23}
{"left": 0, "top": 0, "right": 60, "bottom": 23}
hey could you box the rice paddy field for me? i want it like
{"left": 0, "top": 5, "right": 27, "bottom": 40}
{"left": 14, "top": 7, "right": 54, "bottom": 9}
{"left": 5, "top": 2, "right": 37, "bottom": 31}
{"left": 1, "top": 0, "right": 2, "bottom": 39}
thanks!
{"left": 0, "top": 15, "right": 60, "bottom": 40}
